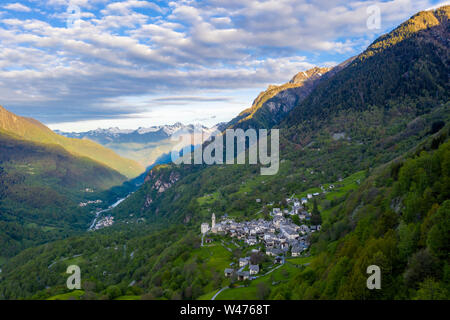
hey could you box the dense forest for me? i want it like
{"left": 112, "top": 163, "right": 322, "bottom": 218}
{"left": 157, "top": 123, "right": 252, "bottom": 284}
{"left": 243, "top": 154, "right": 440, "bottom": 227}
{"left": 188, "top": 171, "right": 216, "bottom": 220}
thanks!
{"left": 270, "top": 129, "right": 450, "bottom": 299}
{"left": 0, "top": 130, "right": 131, "bottom": 258}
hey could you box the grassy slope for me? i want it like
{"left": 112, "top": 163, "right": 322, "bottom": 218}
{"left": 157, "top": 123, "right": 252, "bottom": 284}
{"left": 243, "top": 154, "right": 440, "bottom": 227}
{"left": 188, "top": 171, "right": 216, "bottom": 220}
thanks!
{"left": 47, "top": 290, "right": 85, "bottom": 300}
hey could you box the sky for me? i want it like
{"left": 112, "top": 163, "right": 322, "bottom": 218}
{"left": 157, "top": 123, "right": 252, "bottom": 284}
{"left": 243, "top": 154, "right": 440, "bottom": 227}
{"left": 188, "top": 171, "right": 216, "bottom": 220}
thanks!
{"left": 0, "top": 0, "right": 448, "bottom": 132}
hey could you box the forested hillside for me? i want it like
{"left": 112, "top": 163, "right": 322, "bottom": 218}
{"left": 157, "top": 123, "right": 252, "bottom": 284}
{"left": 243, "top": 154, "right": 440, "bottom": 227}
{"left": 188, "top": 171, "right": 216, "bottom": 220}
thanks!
{"left": 0, "top": 6, "right": 448, "bottom": 301}
{"left": 0, "top": 125, "right": 447, "bottom": 300}
{"left": 0, "top": 130, "right": 128, "bottom": 259}
{"left": 269, "top": 128, "right": 450, "bottom": 299}
{"left": 110, "top": 7, "right": 449, "bottom": 227}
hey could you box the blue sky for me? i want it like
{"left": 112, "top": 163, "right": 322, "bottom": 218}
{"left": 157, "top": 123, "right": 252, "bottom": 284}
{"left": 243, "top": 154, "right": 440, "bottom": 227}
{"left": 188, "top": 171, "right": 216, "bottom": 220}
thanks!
{"left": 0, "top": 0, "right": 448, "bottom": 132}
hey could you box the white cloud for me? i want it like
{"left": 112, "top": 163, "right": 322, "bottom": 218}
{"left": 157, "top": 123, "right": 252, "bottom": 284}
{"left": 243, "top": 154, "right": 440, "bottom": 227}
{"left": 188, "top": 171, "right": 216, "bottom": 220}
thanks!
{"left": 3, "top": 3, "right": 32, "bottom": 12}
{"left": 102, "top": 0, "right": 163, "bottom": 15}
{"left": 426, "top": 0, "right": 450, "bottom": 10}
{"left": 0, "top": 0, "right": 444, "bottom": 128}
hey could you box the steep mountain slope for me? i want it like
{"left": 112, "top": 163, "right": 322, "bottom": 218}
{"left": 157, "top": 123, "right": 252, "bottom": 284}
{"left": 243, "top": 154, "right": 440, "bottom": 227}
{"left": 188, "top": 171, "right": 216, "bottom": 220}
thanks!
{"left": 285, "top": 6, "right": 449, "bottom": 132}
{"left": 225, "top": 66, "right": 333, "bottom": 130}
{"left": 112, "top": 7, "right": 449, "bottom": 227}
{"left": 1, "top": 124, "right": 447, "bottom": 300}
{"left": 0, "top": 129, "right": 128, "bottom": 258}
{"left": 56, "top": 123, "right": 202, "bottom": 144}
{"left": 270, "top": 128, "right": 450, "bottom": 300}
{"left": 0, "top": 106, "right": 144, "bottom": 178}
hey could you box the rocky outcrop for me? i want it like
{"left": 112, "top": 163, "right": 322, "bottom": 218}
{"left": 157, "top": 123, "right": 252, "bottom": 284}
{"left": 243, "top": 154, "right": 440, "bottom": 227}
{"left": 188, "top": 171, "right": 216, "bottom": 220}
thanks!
{"left": 225, "top": 66, "right": 336, "bottom": 130}
{"left": 289, "top": 67, "right": 332, "bottom": 84}
{"left": 142, "top": 167, "right": 181, "bottom": 210}
{"left": 145, "top": 169, "right": 180, "bottom": 192}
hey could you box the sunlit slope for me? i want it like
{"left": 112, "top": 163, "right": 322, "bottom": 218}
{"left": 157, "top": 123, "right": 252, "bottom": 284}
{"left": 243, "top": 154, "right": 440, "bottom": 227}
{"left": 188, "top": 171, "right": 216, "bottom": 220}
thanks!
{"left": 285, "top": 5, "right": 450, "bottom": 128}
{"left": 0, "top": 105, "right": 144, "bottom": 178}
{"left": 226, "top": 66, "right": 332, "bottom": 130}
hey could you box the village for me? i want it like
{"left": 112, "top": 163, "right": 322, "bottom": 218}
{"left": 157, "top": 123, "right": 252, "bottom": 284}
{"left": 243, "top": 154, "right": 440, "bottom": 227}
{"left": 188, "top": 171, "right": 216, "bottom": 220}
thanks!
{"left": 79, "top": 199, "right": 103, "bottom": 207}
{"left": 92, "top": 215, "right": 115, "bottom": 230}
{"left": 200, "top": 195, "right": 322, "bottom": 282}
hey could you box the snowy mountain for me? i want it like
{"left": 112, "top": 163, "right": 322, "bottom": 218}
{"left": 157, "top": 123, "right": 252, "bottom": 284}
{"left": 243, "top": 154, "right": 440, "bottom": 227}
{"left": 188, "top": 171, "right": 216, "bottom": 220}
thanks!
{"left": 54, "top": 123, "right": 220, "bottom": 167}
{"left": 55, "top": 123, "right": 216, "bottom": 144}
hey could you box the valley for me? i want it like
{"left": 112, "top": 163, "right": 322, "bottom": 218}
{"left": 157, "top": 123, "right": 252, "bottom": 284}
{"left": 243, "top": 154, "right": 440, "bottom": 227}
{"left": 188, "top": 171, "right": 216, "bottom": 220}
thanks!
{"left": 0, "top": 5, "right": 448, "bottom": 302}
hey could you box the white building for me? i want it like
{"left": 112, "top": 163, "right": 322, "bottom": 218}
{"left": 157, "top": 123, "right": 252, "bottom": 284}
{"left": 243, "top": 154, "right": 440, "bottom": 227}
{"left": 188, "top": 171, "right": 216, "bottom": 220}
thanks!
{"left": 291, "top": 246, "right": 302, "bottom": 257}
{"left": 280, "top": 224, "right": 299, "bottom": 240}
{"left": 249, "top": 265, "right": 260, "bottom": 275}
{"left": 239, "top": 257, "right": 250, "bottom": 267}
{"left": 246, "top": 237, "right": 258, "bottom": 246}
{"left": 272, "top": 208, "right": 282, "bottom": 216}
{"left": 201, "top": 223, "right": 209, "bottom": 234}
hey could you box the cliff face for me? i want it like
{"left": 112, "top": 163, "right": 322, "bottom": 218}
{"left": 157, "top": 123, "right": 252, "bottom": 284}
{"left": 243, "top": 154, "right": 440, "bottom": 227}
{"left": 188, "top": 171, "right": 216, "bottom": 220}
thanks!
{"left": 141, "top": 166, "right": 182, "bottom": 213}
{"left": 144, "top": 168, "right": 181, "bottom": 193}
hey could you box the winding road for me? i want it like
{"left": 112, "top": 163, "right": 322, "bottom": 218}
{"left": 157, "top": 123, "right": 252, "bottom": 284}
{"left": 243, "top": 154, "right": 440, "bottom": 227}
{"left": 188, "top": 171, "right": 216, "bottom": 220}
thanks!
{"left": 211, "top": 256, "right": 286, "bottom": 300}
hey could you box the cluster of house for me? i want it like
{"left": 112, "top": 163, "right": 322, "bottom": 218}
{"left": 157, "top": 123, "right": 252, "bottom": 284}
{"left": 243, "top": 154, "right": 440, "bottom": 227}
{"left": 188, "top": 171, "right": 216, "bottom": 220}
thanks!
{"left": 224, "top": 257, "right": 261, "bottom": 281}
{"left": 93, "top": 215, "right": 114, "bottom": 230}
{"left": 201, "top": 195, "right": 322, "bottom": 280}
{"left": 79, "top": 199, "right": 103, "bottom": 207}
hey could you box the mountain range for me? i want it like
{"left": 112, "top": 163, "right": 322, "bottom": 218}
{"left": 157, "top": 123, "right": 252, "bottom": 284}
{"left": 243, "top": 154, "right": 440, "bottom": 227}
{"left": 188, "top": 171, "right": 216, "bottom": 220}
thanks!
{"left": 0, "top": 5, "right": 448, "bottom": 301}
{"left": 55, "top": 123, "right": 219, "bottom": 167}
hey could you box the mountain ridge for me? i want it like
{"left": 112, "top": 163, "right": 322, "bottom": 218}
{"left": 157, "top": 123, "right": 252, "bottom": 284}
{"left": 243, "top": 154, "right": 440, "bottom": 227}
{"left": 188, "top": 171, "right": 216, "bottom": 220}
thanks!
{"left": 55, "top": 123, "right": 215, "bottom": 145}
{"left": 0, "top": 105, "right": 144, "bottom": 178}
{"left": 125, "top": 6, "right": 450, "bottom": 226}
{"left": 0, "top": 127, "right": 130, "bottom": 258}
{"left": 284, "top": 5, "right": 449, "bottom": 132}
{"left": 225, "top": 65, "right": 334, "bottom": 130}
{"left": 55, "top": 123, "right": 220, "bottom": 167}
